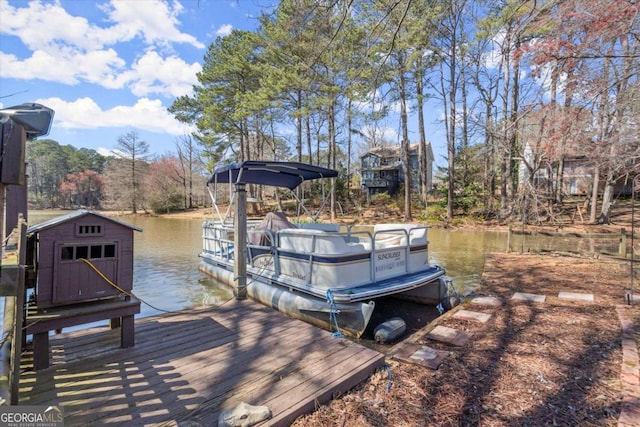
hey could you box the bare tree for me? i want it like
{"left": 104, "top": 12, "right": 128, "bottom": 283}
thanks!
{"left": 112, "top": 130, "right": 149, "bottom": 213}
{"left": 175, "top": 134, "right": 203, "bottom": 209}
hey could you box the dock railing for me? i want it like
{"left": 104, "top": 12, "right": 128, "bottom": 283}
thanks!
{"left": 507, "top": 226, "right": 631, "bottom": 258}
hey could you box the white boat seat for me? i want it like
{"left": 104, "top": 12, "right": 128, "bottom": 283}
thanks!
{"left": 278, "top": 229, "right": 365, "bottom": 254}
{"left": 296, "top": 223, "right": 340, "bottom": 232}
{"left": 373, "top": 224, "right": 427, "bottom": 246}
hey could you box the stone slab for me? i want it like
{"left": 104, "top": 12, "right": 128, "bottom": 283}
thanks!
{"left": 393, "top": 344, "right": 450, "bottom": 370}
{"left": 453, "top": 309, "right": 492, "bottom": 323}
{"left": 470, "top": 296, "right": 502, "bottom": 307}
{"left": 624, "top": 292, "right": 640, "bottom": 304}
{"left": 426, "top": 325, "right": 473, "bottom": 346}
{"left": 512, "top": 292, "right": 546, "bottom": 303}
{"left": 558, "top": 292, "right": 594, "bottom": 302}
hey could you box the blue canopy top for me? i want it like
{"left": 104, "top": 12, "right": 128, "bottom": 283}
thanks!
{"left": 208, "top": 161, "right": 338, "bottom": 190}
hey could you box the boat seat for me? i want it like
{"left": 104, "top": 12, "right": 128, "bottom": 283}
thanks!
{"left": 278, "top": 229, "right": 365, "bottom": 254}
{"left": 373, "top": 224, "right": 427, "bottom": 246}
{"left": 296, "top": 223, "right": 340, "bottom": 232}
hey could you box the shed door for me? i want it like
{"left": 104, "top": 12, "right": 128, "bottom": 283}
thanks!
{"left": 53, "top": 241, "right": 120, "bottom": 305}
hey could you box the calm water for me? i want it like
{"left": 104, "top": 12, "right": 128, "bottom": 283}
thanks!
{"left": 27, "top": 211, "right": 615, "bottom": 324}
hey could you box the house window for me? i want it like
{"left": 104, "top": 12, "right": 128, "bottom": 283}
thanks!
{"left": 76, "top": 224, "right": 103, "bottom": 237}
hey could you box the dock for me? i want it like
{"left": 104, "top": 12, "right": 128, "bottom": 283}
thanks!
{"left": 19, "top": 300, "right": 385, "bottom": 426}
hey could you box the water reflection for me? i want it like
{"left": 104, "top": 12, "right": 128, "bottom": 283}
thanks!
{"left": 28, "top": 211, "right": 616, "bottom": 320}
{"left": 428, "top": 228, "right": 508, "bottom": 294}
{"left": 28, "top": 212, "right": 502, "bottom": 317}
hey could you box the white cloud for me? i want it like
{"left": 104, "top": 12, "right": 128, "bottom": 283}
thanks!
{"left": 97, "top": 147, "right": 117, "bottom": 157}
{"left": 0, "top": 0, "right": 106, "bottom": 51}
{"left": 216, "top": 24, "right": 233, "bottom": 37}
{"left": 359, "top": 125, "right": 398, "bottom": 146}
{"left": 1, "top": 0, "right": 204, "bottom": 51}
{"left": 36, "top": 96, "right": 194, "bottom": 135}
{"left": 481, "top": 30, "right": 505, "bottom": 70}
{"left": 100, "top": 0, "right": 205, "bottom": 49}
{"left": 0, "top": 0, "right": 203, "bottom": 97}
{"left": 129, "top": 51, "right": 201, "bottom": 97}
{"left": 1, "top": 47, "right": 131, "bottom": 87}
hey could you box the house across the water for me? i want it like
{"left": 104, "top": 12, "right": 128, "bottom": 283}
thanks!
{"left": 360, "top": 143, "right": 434, "bottom": 198}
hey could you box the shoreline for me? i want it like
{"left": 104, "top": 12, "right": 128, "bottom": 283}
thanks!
{"left": 28, "top": 207, "right": 633, "bottom": 236}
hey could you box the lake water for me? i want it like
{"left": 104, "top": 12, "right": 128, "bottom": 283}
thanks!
{"left": 27, "top": 211, "right": 616, "bottom": 334}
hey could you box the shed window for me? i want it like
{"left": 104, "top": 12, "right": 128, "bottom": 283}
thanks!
{"left": 60, "top": 243, "right": 117, "bottom": 261}
{"left": 61, "top": 246, "right": 74, "bottom": 261}
{"left": 76, "top": 224, "right": 103, "bottom": 236}
{"left": 90, "top": 245, "right": 102, "bottom": 258}
{"left": 104, "top": 244, "right": 116, "bottom": 258}
{"left": 76, "top": 246, "right": 88, "bottom": 259}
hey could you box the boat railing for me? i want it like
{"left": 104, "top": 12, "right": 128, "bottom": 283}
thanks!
{"left": 276, "top": 226, "right": 428, "bottom": 284}
{"left": 204, "top": 222, "right": 429, "bottom": 284}
{"left": 202, "top": 222, "right": 235, "bottom": 261}
{"left": 246, "top": 228, "right": 279, "bottom": 274}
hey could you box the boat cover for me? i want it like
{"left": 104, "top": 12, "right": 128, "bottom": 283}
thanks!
{"left": 208, "top": 161, "right": 338, "bottom": 190}
{"left": 248, "top": 212, "right": 296, "bottom": 246}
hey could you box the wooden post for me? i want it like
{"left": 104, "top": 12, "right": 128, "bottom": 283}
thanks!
{"left": 507, "top": 225, "right": 512, "bottom": 253}
{"left": 234, "top": 183, "right": 247, "bottom": 300}
{"left": 9, "top": 221, "right": 26, "bottom": 403}
{"left": 0, "top": 219, "right": 26, "bottom": 403}
{"left": 0, "top": 182, "right": 8, "bottom": 404}
{"left": 0, "top": 298, "right": 12, "bottom": 404}
{"left": 620, "top": 228, "right": 627, "bottom": 258}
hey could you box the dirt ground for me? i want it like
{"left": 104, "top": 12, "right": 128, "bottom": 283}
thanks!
{"left": 290, "top": 253, "right": 640, "bottom": 426}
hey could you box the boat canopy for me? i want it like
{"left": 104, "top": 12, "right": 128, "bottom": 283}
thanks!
{"left": 208, "top": 161, "right": 338, "bottom": 190}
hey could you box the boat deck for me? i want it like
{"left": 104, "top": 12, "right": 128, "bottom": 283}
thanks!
{"left": 19, "top": 300, "right": 385, "bottom": 426}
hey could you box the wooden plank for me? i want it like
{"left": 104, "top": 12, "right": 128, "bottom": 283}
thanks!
{"left": 20, "top": 306, "right": 301, "bottom": 401}
{"left": 19, "top": 300, "right": 384, "bottom": 426}
{"left": 25, "top": 298, "right": 141, "bottom": 334}
{"left": 74, "top": 331, "right": 349, "bottom": 425}
{"left": 62, "top": 319, "right": 337, "bottom": 424}
{"left": 20, "top": 308, "right": 288, "bottom": 401}
{"left": 199, "top": 343, "right": 384, "bottom": 426}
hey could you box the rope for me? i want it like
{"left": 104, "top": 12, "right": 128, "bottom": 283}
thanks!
{"left": 78, "top": 258, "right": 174, "bottom": 314}
{"left": 326, "top": 289, "right": 344, "bottom": 338}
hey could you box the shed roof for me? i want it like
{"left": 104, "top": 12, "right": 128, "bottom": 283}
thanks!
{"left": 27, "top": 209, "right": 142, "bottom": 234}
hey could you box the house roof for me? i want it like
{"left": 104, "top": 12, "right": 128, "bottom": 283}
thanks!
{"left": 27, "top": 209, "right": 142, "bottom": 234}
{"left": 361, "top": 143, "right": 432, "bottom": 159}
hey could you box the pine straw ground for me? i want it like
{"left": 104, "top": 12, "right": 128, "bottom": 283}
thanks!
{"left": 291, "top": 253, "right": 640, "bottom": 427}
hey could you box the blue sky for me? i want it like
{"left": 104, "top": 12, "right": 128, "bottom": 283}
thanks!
{"left": 0, "top": 0, "right": 281, "bottom": 157}
{"left": 0, "top": 0, "right": 449, "bottom": 165}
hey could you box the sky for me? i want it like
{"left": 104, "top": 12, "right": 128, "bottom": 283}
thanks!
{"left": 0, "top": 0, "right": 449, "bottom": 164}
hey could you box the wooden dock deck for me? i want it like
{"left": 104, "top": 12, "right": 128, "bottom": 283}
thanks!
{"left": 19, "top": 300, "right": 385, "bottom": 426}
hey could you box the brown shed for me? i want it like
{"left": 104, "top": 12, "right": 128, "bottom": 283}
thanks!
{"left": 27, "top": 210, "right": 142, "bottom": 308}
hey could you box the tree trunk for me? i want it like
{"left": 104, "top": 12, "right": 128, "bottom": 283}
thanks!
{"left": 599, "top": 175, "right": 615, "bottom": 224}
{"left": 447, "top": 39, "right": 457, "bottom": 222}
{"left": 589, "top": 165, "right": 600, "bottom": 223}
{"left": 329, "top": 102, "right": 336, "bottom": 222}
{"left": 416, "top": 64, "right": 428, "bottom": 207}
{"left": 399, "top": 59, "right": 412, "bottom": 222}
